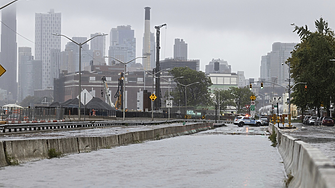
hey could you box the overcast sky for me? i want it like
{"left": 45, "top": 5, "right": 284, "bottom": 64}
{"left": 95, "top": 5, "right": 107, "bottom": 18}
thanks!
{"left": 4, "top": 0, "right": 335, "bottom": 79}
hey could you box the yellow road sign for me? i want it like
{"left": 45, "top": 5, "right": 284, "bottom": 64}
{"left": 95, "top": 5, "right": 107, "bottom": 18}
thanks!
{"left": 0, "top": 64, "right": 6, "bottom": 77}
{"left": 250, "top": 95, "right": 256, "bottom": 101}
{"left": 149, "top": 94, "right": 157, "bottom": 101}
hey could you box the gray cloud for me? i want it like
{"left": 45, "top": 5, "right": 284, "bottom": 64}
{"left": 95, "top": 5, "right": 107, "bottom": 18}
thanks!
{"left": 8, "top": 0, "right": 335, "bottom": 78}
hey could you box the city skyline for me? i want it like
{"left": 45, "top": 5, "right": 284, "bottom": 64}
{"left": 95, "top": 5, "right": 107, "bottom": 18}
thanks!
{"left": 1, "top": 0, "right": 334, "bottom": 79}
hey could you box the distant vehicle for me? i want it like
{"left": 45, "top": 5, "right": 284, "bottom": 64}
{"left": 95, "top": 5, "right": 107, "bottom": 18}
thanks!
{"left": 303, "top": 115, "right": 311, "bottom": 124}
{"left": 233, "top": 116, "right": 244, "bottom": 125}
{"left": 235, "top": 116, "right": 263, "bottom": 127}
{"left": 260, "top": 116, "right": 269, "bottom": 126}
{"left": 307, "top": 116, "right": 317, "bottom": 125}
{"left": 315, "top": 117, "right": 323, "bottom": 126}
{"left": 321, "top": 117, "right": 334, "bottom": 126}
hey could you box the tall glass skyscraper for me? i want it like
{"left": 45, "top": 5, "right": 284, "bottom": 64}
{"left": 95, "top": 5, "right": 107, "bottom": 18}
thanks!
{"left": 108, "top": 25, "right": 136, "bottom": 66}
{"left": 0, "top": 4, "right": 17, "bottom": 101}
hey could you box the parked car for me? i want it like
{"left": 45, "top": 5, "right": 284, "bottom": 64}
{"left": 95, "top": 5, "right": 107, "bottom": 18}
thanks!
{"left": 321, "top": 117, "right": 334, "bottom": 126}
{"left": 260, "top": 116, "right": 269, "bottom": 126}
{"left": 315, "top": 117, "right": 323, "bottom": 126}
{"left": 236, "top": 116, "right": 263, "bottom": 127}
{"left": 307, "top": 116, "right": 317, "bottom": 125}
{"left": 303, "top": 115, "right": 311, "bottom": 124}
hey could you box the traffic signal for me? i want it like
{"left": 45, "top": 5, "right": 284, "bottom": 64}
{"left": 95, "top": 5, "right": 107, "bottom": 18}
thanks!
{"left": 249, "top": 84, "right": 252, "bottom": 90}
{"left": 261, "top": 82, "right": 263, "bottom": 89}
{"left": 305, "top": 84, "right": 307, "bottom": 91}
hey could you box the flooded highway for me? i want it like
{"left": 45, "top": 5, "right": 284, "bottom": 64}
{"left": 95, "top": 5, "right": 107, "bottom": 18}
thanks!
{"left": 0, "top": 124, "right": 286, "bottom": 188}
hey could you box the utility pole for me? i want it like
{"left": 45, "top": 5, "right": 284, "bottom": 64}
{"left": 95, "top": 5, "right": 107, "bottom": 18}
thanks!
{"left": 154, "top": 23, "right": 167, "bottom": 110}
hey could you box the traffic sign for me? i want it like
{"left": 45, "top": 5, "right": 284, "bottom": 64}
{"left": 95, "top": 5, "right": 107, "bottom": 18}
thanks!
{"left": 250, "top": 101, "right": 255, "bottom": 105}
{"left": 149, "top": 94, "right": 157, "bottom": 101}
{"left": 245, "top": 104, "right": 250, "bottom": 109}
{"left": 250, "top": 95, "right": 256, "bottom": 101}
{"left": 0, "top": 64, "right": 6, "bottom": 77}
{"left": 250, "top": 105, "right": 255, "bottom": 111}
{"left": 166, "top": 100, "right": 173, "bottom": 108}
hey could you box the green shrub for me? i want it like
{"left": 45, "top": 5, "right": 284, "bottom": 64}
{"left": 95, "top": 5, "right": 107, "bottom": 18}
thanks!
{"left": 48, "top": 148, "right": 62, "bottom": 159}
{"left": 268, "top": 129, "right": 277, "bottom": 147}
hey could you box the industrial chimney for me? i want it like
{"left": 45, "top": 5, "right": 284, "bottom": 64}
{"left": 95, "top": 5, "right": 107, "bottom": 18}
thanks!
{"left": 142, "top": 7, "right": 151, "bottom": 70}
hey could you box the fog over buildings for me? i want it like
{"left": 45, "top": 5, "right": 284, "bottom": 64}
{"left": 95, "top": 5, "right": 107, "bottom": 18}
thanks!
{"left": 0, "top": 1, "right": 334, "bottom": 104}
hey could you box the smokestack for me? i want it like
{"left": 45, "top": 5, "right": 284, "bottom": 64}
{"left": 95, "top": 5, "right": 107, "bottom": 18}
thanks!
{"left": 143, "top": 7, "right": 151, "bottom": 70}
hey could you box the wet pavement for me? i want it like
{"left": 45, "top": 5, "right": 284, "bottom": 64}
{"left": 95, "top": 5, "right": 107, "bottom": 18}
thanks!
{"left": 280, "top": 123, "right": 335, "bottom": 163}
{"left": 0, "top": 124, "right": 286, "bottom": 188}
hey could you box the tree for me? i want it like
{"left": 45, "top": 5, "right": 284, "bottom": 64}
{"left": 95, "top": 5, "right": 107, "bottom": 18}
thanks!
{"left": 169, "top": 67, "right": 212, "bottom": 107}
{"left": 20, "top": 96, "right": 43, "bottom": 107}
{"left": 229, "top": 87, "right": 255, "bottom": 113}
{"left": 288, "top": 17, "right": 335, "bottom": 117}
{"left": 210, "top": 89, "right": 235, "bottom": 111}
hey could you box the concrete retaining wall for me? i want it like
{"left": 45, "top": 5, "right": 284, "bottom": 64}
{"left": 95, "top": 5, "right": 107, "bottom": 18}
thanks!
{"left": 270, "top": 124, "right": 335, "bottom": 188}
{"left": 0, "top": 141, "right": 7, "bottom": 166}
{"left": 0, "top": 122, "right": 212, "bottom": 167}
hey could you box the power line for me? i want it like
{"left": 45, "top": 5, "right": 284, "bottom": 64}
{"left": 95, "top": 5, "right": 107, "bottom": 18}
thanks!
{"left": 1, "top": 20, "right": 34, "bottom": 44}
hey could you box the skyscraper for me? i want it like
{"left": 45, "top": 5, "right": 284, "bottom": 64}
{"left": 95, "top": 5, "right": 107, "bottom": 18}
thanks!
{"left": 35, "top": 9, "right": 61, "bottom": 89}
{"left": 61, "top": 37, "right": 91, "bottom": 73}
{"left": 0, "top": 4, "right": 17, "bottom": 101}
{"left": 90, "top": 32, "right": 106, "bottom": 64}
{"left": 108, "top": 25, "right": 136, "bottom": 65}
{"left": 174, "top": 38, "right": 187, "bottom": 60}
{"left": 17, "top": 47, "right": 33, "bottom": 102}
{"left": 260, "top": 42, "right": 297, "bottom": 86}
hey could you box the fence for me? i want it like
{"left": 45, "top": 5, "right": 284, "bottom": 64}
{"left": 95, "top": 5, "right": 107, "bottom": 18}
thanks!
{"left": 0, "top": 107, "right": 65, "bottom": 122}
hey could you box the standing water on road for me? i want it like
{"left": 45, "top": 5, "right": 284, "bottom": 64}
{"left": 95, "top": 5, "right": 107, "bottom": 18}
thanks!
{"left": 0, "top": 126, "right": 286, "bottom": 188}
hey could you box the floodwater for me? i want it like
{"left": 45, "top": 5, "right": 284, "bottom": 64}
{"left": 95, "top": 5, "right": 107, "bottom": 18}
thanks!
{"left": 0, "top": 127, "right": 286, "bottom": 188}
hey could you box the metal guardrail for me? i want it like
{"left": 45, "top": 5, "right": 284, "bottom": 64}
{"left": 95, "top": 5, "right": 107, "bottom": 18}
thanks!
{"left": 0, "top": 118, "right": 235, "bottom": 134}
{"left": 0, "top": 119, "right": 208, "bottom": 134}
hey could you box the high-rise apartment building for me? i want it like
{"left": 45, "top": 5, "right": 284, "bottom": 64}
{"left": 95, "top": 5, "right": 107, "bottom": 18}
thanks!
{"left": 205, "top": 59, "right": 231, "bottom": 75}
{"left": 17, "top": 47, "right": 33, "bottom": 102}
{"left": 35, "top": 9, "right": 61, "bottom": 89}
{"left": 260, "top": 42, "right": 297, "bottom": 86}
{"left": 90, "top": 32, "right": 106, "bottom": 64}
{"left": 61, "top": 37, "right": 92, "bottom": 73}
{"left": 108, "top": 25, "right": 136, "bottom": 66}
{"left": 174, "top": 38, "right": 187, "bottom": 60}
{"left": 0, "top": 4, "right": 17, "bottom": 101}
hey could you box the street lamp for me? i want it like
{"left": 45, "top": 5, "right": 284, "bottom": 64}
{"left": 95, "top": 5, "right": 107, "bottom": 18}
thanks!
{"left": 177, "top": 81, "right": 200, "bottom": 109}
{"left": 148, "top": 68, "right": 170, "bottom": 121}
{"left": 53, "top": 33, "right": 107, "bottom": 121}
{"left": 165, "top": 76, "right": 183, "bottom": 120}
{"left": 108, "top": 56, "right": 147, "bottom": 121}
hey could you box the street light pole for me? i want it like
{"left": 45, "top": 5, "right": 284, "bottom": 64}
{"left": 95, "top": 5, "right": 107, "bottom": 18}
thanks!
{"left": 177, "top": 82, "right": 200, "bottom": 110}
{"left": 154, "top": 23, "right": 167, "bottom": 111}
{"left": 53, "top": 33, "right": 107, "bottom": 121}
{"left": 166, "top": 76, "right": 183, "bottom": 120}
{"left": 108, "top": 56, "right": 147, "bottom": 121}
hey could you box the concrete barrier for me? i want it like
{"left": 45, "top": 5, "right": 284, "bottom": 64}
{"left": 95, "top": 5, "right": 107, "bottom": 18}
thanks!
{"left": 0, "top": 122, "right": 213, "bottom": 167}
{"left": 0, "top": 141, "right": 7, "bottom": 166}
{"left": 270, "top": 124, "right": 335, "bottom": 188}
{"left": 47, "top": 137, "right": 79, "bottom": 155}
{"left": 118, "top": 132, "right": 134, "bottom": 145}
{"left": 4, "top": 139, "right": 48, "bottom": 163}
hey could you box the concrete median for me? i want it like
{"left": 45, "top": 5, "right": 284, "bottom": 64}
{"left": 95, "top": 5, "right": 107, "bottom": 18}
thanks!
{"left": 4, "top": 139, "right": 48, "bottom": 164}
{"left": 0, "top": 122, "right": 213, "bottom": 167}
{"left": 271, "top": 124, "right": 335, "bottom": 188}
{"left": 0, "top": 141, "right": 7, "bottom": 166}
